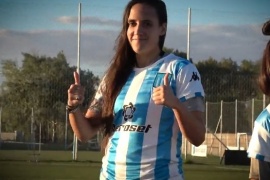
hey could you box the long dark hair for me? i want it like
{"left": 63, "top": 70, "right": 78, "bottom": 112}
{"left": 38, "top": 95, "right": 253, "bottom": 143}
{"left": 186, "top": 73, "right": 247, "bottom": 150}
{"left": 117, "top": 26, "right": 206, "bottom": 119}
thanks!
{"left": 100, "top": 0, "right": 167, "bottom": 151}
{"left": 258, "top": 40, "right": 270, "bottom": 96}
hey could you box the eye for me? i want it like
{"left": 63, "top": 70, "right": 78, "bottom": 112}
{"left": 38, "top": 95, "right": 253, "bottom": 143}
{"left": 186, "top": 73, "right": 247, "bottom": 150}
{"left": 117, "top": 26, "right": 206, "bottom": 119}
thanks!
{"left": 128, "top": 21, "right": 136, "bottom": 27}
{"left": 143, "top": 21, "right": 152, "bottom": 27}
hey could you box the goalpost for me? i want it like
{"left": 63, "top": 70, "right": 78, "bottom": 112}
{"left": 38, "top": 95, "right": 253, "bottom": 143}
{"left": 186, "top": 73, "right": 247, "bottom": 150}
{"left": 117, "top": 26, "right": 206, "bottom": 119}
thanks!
{"left": 72, "top": 2, "right": 82, "bottom": 161}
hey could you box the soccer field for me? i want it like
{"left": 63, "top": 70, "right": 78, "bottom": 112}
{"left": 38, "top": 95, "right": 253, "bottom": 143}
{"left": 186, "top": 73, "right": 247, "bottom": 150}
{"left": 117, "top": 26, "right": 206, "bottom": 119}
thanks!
{"left": 0, "top": 150, "right": 249, "bottom": 179}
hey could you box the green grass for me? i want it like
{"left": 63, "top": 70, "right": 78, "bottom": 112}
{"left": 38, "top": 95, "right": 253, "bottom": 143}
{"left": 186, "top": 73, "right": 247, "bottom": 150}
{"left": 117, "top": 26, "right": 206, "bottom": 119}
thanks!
{"left": 0, "top": 150, "right": 249, "bottom": 180}
{"left": 0, "top": 161, "right": 101, "bottom": 180}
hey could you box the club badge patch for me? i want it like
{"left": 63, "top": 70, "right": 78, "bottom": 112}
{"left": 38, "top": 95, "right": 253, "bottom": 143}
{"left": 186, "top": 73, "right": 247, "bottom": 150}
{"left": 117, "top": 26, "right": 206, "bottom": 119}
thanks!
{"left": 122, "top": 102, "right": 136, "bottom": 121}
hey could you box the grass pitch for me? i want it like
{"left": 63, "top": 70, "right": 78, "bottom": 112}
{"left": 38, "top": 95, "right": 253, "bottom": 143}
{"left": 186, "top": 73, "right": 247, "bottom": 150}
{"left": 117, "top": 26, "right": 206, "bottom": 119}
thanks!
{"left": 0, "top": 150, "right": 249, "bottom": 180}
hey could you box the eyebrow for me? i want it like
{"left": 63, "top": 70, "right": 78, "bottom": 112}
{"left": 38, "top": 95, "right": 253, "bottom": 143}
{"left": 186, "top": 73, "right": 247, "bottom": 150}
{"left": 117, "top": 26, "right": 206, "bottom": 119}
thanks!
{"left": 127, "top": 19, "right": 152, "bottom": 23}
{"left": 128, "top": 19, "right": 135, "bottom": 23}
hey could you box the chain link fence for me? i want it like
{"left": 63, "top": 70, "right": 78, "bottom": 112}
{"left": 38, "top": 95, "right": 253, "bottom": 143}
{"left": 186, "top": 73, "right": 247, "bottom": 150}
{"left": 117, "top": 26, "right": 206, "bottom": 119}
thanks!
{"left": 0, "top": 79, "right": 269, "bottom": 158}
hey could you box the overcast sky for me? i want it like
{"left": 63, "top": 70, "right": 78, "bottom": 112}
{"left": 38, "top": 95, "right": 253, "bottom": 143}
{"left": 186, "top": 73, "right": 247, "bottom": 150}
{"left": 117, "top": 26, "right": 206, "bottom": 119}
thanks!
{"left": 0, "top": 0, "right": 269, "bottom": 78}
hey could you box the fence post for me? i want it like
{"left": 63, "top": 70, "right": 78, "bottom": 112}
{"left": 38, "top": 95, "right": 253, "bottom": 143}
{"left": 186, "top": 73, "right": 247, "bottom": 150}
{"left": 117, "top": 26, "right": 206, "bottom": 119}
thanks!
{"left": 235, "top": 99, "right": 238, "bottom": 141}
{"left": 31, "top": 107, "right": 35, "bottom": 150}
{"left": 251, "top": 98, "right": 254, "bottom": 130}
{"left": 205, "top": 101, "right": 208, "bottom": 144}
{"left": 0, "top": 107, "right": 2, "bottom": 149}
{"left": 219, "top": 100, "right": 223, "bottom": 157}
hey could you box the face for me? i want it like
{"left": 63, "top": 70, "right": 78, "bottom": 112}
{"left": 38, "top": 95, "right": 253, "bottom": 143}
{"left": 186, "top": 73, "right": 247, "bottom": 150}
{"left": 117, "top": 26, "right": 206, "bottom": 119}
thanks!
{"left": 127, "top": 3, "right": 166, "bottom": 56}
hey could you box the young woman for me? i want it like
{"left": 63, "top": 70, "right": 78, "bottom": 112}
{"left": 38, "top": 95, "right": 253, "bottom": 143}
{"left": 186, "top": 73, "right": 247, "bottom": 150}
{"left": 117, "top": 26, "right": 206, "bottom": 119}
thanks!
{"left": 247, "top": 19, "right": 270, "bottom": 180}
{"left": 67, "top": 0, "right": 205, "bottom": 179}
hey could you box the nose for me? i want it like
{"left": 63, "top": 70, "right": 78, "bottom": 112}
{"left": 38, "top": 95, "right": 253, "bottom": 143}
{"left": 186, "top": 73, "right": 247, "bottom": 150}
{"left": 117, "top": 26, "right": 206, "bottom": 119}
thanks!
{"left": 134, "top": 23, "right": 143, "bottom": 35}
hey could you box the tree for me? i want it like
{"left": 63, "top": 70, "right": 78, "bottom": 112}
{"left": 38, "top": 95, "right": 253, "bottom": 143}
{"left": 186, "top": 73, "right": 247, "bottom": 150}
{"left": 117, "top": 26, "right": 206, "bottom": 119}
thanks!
{"left": 239, "top": 59, "right": 260, "bottom": 74}
{"left": 196, "top": 57, "right": 260, "bottom": 102}
{"left": 0, "top": 52, "right": 100, "bottom": 142}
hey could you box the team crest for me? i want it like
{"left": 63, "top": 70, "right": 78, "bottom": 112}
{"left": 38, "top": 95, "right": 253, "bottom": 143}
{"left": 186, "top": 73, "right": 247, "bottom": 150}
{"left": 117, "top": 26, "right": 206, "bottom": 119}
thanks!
{"left": 122, "top": 102, "right": 136, "bottom": 121}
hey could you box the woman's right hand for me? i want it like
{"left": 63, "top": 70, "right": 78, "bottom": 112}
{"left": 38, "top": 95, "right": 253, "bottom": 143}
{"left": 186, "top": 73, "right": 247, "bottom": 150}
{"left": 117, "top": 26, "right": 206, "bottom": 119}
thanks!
{"left": 67, "top": 71, "right": 85, "bottom": 107}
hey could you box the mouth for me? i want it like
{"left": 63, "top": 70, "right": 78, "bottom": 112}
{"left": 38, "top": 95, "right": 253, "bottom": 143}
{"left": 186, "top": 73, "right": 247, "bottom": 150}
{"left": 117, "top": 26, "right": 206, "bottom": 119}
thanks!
{"left": 132, "top": 38, "right": 146, "bottom": 41}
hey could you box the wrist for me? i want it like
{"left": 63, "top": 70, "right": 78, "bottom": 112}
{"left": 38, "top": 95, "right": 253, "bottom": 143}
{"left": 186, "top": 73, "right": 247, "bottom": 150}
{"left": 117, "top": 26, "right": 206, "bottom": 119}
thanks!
{"left": 66, "top": 104, "right": 80, "bottom": 113}
{"left": 170, "top": 97, "right": 181, "bottom": 109}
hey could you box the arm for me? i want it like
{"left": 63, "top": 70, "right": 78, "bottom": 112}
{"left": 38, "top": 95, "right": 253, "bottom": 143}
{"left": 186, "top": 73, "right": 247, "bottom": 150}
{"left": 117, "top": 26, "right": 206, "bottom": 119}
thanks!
{"left": 249, "top": 158, "right": 259, "bottom": 180}
{"left": 68, "top": 104, "right": 102, "bottom": 142}
{"left": 67, "top": 72, "right": 103, "bottom": 142}
{"left": 171, "top": 100, "right": 205, "bottom": 146}
{"left": 152, "top": 73, "right": 205, "bottom": 146}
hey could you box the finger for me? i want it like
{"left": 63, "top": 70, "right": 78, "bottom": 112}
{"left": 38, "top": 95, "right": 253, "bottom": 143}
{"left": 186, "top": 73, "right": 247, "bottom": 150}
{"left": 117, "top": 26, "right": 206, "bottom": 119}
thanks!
{"left": 74, "top": 71, "right": 80, "bottom": 85}
{"left": 68, "top": 84, "right": 76, "bottom": 93}
{"left": 164, "top": 73, "right": 169, "bottom": 86}
{"left": 152, "top": 87, "right": 161, "bottom": 96}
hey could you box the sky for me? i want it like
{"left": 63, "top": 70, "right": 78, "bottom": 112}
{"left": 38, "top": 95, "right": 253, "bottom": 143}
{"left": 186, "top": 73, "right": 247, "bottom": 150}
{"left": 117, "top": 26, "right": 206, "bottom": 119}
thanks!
{"left": 0, "top": 0, "right": 270, "bottom": 79}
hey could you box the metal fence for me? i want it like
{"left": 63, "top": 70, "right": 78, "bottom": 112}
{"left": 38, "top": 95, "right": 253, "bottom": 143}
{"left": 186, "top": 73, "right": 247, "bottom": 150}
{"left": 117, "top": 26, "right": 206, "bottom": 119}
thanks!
{"left": 183, "top": 99, "right": 268, "bottom": 158}
{"left": 0, "top": 97, "right": 269, "bottom": 158}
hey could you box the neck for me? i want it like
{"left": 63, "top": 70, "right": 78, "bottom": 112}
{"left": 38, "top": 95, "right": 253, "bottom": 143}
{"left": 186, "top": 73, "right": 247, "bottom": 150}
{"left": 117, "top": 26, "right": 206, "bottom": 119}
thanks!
{"left": 135, "top": 50, "right": 161, "bottom": 68}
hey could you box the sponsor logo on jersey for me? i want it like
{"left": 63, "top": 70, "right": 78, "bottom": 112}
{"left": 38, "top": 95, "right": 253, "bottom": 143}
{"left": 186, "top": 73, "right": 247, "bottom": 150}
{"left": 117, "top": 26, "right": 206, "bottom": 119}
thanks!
{"left": 113, "top": 102, "right": 152, "bottom": 133}
{"left": 113, "top": 124, "right": 152, "bottom": 133}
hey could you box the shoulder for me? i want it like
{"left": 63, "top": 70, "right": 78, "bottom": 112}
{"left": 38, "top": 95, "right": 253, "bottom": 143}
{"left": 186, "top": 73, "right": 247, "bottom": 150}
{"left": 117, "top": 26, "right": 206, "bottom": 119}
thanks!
{"left": 163, "top": 53, "right": 191, "bottom": 65}
{"left": 162, "top": 53, "right": 195, "bottom": 72}
{"left": 256, "top": 105, "right": 270, "bottom": 123}
{"left": 255, "top": 105, "right": 270, "bottom": 131}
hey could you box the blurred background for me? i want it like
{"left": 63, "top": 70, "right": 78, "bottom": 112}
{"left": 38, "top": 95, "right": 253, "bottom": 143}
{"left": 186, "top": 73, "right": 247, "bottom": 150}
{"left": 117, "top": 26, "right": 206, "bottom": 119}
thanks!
{"left": 0, "top": 0, "right": 270, "bottom": 158}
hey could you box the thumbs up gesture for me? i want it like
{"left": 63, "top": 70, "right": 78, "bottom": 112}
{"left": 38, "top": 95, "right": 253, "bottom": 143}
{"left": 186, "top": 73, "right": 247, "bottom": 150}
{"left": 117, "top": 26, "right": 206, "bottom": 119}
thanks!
{"left": 152, "top": 73, "right": 178, "bottom": 108}
{"left": 67, "top": 71, "right": 85, "bottom": 106}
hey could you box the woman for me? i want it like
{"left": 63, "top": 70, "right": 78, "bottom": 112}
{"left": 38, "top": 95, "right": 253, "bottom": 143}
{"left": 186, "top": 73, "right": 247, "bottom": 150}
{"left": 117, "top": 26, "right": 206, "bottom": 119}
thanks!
{"left": 67, "top": 0, "right": 205, "bottom": 179}
{"left": 247, "top": 19, "right": 270, "bottom": 180}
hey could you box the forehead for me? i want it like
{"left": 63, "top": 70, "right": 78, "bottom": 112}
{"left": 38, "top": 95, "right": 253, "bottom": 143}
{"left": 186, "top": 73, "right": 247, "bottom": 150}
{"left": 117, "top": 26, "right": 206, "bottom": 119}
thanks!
{"left": 128, "top": 3, "right": 158, "bottom": 21}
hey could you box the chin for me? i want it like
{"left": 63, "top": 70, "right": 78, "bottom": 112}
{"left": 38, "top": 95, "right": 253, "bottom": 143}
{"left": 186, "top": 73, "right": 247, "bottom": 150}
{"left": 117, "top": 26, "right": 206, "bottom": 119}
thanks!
{"left": 132, "top": 46, "right": 147, "bottom": 54}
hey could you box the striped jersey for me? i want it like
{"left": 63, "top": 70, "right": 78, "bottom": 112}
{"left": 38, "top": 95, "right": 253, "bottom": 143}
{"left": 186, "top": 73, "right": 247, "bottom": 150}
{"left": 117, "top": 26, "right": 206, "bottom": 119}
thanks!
{"left": 98, "top": 53, "right": 205, "bottom": 180}
{"left": 247, "top": 104, "right": 270, "bottom": 163}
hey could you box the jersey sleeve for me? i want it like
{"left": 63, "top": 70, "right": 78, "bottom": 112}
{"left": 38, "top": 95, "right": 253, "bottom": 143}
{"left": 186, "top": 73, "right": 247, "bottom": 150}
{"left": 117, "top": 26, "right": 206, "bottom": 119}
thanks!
{"left": 175, "top": 63, "right": 205, "bottom": 102}
{"left": 247, "top": 122, "right": 270, "bottom": 163}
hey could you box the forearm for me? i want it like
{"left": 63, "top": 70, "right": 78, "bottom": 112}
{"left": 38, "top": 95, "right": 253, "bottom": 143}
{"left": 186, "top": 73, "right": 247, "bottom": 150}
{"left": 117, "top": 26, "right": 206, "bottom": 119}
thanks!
{"left": 69, "top": 108, "right": 101, "bottom": 142}
{"left": 67, "top": 71, "right": 104, "bottom": 142}
{"left": 249, "top": 158, "right": 261, "bottom": 180}
{"left": 172, "top": 101, "right": 205, "bottom": 146}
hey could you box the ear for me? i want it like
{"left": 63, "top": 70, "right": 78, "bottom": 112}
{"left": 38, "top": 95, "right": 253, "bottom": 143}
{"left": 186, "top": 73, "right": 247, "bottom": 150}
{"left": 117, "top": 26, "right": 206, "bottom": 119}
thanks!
{"left": 160, "top": 23, "right": 167, "bottom": 36}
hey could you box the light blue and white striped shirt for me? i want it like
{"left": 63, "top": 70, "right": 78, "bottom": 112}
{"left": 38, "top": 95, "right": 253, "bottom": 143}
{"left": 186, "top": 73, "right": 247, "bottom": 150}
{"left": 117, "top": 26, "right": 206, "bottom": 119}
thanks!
{"left": 99, "top": 53, "right": 205, "bottom": 180}
{"left": 248, "top": 104, "right": 270, "bottom": 163}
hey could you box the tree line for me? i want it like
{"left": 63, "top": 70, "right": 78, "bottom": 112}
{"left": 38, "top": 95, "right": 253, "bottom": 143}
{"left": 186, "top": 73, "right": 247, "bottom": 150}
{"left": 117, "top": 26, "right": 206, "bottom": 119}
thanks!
{"left": 0, "top": 52, "right": 99, "bottom": 143}
{"left": 0, "top": 49, "right": 263, "bottom": 142}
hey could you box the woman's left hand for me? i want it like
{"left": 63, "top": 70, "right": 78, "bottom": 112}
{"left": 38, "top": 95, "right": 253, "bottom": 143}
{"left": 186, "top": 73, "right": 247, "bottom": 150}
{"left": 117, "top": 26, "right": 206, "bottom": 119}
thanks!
{"left": 152, "top": 73, "right": 179, "bottom": 108}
